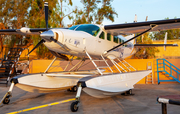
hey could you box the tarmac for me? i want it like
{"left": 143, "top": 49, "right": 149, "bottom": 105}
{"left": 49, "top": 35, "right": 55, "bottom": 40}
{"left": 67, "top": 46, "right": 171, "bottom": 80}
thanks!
{"left": 0, "top": 83, "right": 180, "bottom": 114}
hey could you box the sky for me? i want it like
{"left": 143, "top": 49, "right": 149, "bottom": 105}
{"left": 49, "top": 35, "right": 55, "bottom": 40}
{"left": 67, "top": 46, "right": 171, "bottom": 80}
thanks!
{"left": 64, "top": 0, "right": 180, "bottom": 25}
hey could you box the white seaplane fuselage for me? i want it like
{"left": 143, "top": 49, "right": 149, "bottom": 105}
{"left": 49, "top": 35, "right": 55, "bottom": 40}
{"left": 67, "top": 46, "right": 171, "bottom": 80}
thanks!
{"left": 42, "top": 24, "right": 135, "bottom": 59}
{"left": 11, "top": 24, "right": 150, "bottom": 97}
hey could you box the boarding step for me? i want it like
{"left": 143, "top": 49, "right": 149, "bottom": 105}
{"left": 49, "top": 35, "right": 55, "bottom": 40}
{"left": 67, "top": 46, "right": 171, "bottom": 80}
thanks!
{"left": 7, "top": 57, "right": 20, "bottom": 59}
{"left": 97, "top": 66, "right": 109, "bottom": 68}
{"left": 85, "top": 51, "right": 113, "bottom": 75}
{"left": 0, "top": 78, "right": 9, "bottom": 86}
{"left": 92, "top": 60, "right": 107, "bottom": 62}
{"left": 0, "top": 75, "right": 10, "bottom": 78}
{"left": 0, "top": 78, "right": 8, "bottom": 81}
{"left": 117, "top": 59, "right": 136, "bottom": 72}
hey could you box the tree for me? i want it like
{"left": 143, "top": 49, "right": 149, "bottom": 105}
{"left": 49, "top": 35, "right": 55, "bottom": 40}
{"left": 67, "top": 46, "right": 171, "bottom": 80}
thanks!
{"left": 28, "top": 0, "right": 59, "bottom": 59}
{"left": 72, "top": 0, "right": 117, "bottom": 25}
{"left": 132, "top": 33, "right": 159, "bottom": 59}
{"left": 96, "top": 0, "right": 117, "bottom": 24}
{"left": 0, "top": 0, "right": 31, "bottom": 58}
{"left": 57, "top": 0, "right": 74, "bottom": 27}
{"left": 150, "top": 17, "right": 180, "bottom": 40}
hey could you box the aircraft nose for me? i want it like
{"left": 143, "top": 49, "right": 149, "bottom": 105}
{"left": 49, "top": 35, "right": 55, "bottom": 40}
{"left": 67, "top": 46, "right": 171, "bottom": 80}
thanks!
{"left": 40, "top": 30, "right": 54, "bottom": 42}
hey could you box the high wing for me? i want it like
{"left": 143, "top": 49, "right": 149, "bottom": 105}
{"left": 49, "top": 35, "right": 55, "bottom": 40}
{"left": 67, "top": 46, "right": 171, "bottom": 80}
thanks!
{"left": 103, "top": 18, "right": 180, "bottom": 53}
{"left": 0, "top": 28, "right": 47, "bottom": 35}
{"left": 104, "top": 18, "right": 180, "bottom": 35}
{"left": 1, "top": 18, "right": 180, "bottom": 36}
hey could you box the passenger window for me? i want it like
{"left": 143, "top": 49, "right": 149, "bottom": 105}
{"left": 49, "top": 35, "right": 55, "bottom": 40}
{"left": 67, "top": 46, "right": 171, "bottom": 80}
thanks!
{"left": 113, "top": 36, "right": 118, "bottom": 43}
{"left": 107, "top": 33, "right": 111, "bottom": 41}
{"left": 119, "top": 38, "right": 124, "bottom": 44}
{"left": 99, "top": 32, "right": 105, "bottom": 39}
{"left": 119, "top": 38, "right": 122, "bottom": 44}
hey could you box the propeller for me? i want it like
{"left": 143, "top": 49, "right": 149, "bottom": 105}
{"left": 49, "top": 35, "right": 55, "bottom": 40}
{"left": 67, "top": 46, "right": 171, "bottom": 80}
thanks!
{"left": 28, "top": 2, "right": 49, "bottom": 55}
{"left": 44, "top": 2, "right": 48, "bottom": 31}
{"left": 27, "top": 39, "right": 45, "bottom": 55}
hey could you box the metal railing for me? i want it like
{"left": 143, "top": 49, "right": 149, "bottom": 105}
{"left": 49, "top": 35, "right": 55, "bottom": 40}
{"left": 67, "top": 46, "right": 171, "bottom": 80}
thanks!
{"left": 157, "top": 58, "right": 180, "bottom": 84}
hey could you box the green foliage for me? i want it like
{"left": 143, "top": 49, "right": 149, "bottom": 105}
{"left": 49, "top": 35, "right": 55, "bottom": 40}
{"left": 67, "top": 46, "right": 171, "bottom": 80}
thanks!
{"left": 72, "top": 0, "right": 117, "bottom": 25}
{"left": 150, "top": 29, "right": 180, "bottom": 40}
{"left": 28, "top": 0, "right": 60, "bottom": 59}
{"left": 132, "top": 33, "right": 159, "bottom": 59}
{"left": 150, "top": 17, "right": 180, "bottom": 40}
{"left": 1, "top": 0, "right": 31, "bottom": 57}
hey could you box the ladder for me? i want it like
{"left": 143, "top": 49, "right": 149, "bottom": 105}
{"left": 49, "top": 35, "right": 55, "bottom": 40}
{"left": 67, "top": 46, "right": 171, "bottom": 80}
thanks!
{"left": 85, "top": 51, "right": 113, "bottom": 75}
{"left": 109, "top": 59, "right": 126, "bottom": 73}
{"left": 146, "top": 61, "right": 153, "bottom": 84}
{"left": 0, "top": 48, "right": 23, "bottom": 86}
{"left": 117, "top": 59, "right": 136, "bottom": 72}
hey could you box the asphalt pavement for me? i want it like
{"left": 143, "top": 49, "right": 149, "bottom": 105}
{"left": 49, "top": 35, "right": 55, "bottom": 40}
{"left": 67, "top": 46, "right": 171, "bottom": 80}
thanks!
{"left": 0, "top": 84, "right": 180, "bottom": 114}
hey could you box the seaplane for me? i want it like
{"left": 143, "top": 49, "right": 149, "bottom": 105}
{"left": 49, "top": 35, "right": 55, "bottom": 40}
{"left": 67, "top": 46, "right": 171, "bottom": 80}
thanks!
{"left": 0, "top": 2, "right": 180, "bottom": 112}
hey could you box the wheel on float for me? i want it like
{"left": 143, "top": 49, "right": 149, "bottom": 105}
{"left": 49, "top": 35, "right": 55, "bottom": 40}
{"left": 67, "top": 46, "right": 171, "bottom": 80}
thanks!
{"left": 128, "top": 89, "right": 132, "bottom": 95}
{"left": 3, "top": 96, "right": 10, "bottom": 104}
{"left": 70, "top": 101, "right": 79, "bottom": 112}
{"left": 72, "top": 86, "right": 77, "bottom": 92}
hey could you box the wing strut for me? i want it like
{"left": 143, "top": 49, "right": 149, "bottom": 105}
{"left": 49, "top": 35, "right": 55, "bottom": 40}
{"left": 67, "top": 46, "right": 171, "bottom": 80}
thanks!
{"left": 105, "top": 25, "right": 157, "bottom": 54}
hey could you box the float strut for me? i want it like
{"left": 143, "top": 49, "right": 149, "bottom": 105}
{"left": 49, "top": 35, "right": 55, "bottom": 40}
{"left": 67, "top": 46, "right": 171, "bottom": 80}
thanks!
{"left": 70, "top": 83, "right": 82, "bottom": 112}
{"left": 76, "top": 83, "right": 82, "bottom": 101}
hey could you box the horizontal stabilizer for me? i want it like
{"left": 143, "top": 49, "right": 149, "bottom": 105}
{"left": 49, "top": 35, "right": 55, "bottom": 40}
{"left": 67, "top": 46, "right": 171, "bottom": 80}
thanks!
{"left": 134, "top": 44, "right": 178, "bottom": 47}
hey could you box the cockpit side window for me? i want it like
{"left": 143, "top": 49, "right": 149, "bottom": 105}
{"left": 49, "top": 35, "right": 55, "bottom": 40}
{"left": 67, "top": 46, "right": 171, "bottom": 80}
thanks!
{"left": 119, "top": 37, "right": 124, "bottom": 44}
{"left": 92, "top": 28, "right": 100, "bottom": 36}
{"left": 99, "top": 31, "right": 105, "bottom": 39}
{"left": 118, "top": 37, "right": 131, "bottom": 47}
{"left": 72, "top": 24, "right": 100, "bottom": 36}
{"left": 107, "top": 33, "right": 111, "bottom": 41}
{"left": 119, "top": 38, "right": 122, "bottom": 44}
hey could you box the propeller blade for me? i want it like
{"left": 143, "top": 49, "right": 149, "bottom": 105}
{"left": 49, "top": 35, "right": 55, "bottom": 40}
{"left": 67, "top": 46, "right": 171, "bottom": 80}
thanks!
{"left": 44, "top": 2, "right": 48, "bottom": 30}
{"left": 27, "top": 39, "right": 45, "bottom": 55}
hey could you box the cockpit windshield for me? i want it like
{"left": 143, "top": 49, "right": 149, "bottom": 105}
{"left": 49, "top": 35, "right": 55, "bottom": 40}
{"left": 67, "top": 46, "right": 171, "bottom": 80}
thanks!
{"left": 69, "top": 24, "right": 100, "bottom": 36}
